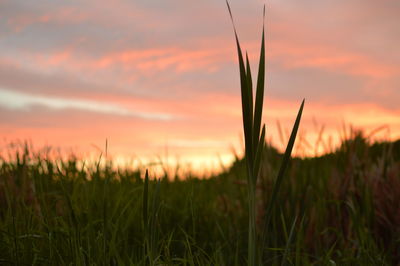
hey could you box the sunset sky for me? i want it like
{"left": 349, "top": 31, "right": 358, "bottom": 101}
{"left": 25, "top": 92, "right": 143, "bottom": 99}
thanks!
{"left": 1, "top": 0, "right": 399, "bottom": 171}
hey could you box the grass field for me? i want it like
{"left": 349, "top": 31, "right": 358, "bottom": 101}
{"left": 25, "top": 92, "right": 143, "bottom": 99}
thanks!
{"left": 1, "top": 4, "right": 400, "bottom": 265}
{"left": 1, "top": 133, "right": 399, "bottom": 265}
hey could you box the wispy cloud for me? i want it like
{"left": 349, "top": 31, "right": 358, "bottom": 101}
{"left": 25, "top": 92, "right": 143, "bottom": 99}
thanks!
{"left": 0, "top": 89, "right": 174, "bottom": 120}
{"left": 0, "top": 0, "right": 399, "bottom": 168}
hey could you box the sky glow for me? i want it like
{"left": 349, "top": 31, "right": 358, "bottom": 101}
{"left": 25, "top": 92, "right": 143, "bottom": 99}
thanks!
{"left": 0, "top": 0, "right": 399, "bottom": 172}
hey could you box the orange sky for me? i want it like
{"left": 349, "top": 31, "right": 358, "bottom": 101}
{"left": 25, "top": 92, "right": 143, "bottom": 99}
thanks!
{"left": 0, "top": 0, "right": 399, "bottom": 173}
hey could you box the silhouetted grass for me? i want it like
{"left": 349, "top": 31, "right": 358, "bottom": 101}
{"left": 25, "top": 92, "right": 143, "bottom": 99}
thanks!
{"left": 0, "top": 135, "right": 399, "bottom": 265}
{"left": 227, "top": 2, "right": 304, "bottom": 264}
{"left": 1, "top": 3, "right": 399, "bottom": 265}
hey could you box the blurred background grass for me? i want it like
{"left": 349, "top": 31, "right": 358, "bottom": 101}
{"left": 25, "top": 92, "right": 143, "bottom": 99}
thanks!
{"left": 1, "top": 129, "right": 399, "bottom": 265}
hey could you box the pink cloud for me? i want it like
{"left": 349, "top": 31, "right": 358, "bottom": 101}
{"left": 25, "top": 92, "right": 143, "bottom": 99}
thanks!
{"left": 32, "top": 46, "right": 230, "bottom": 75}
{"left": 1, "top": 0, "right": 400, "bottom": 170}
{"left": 269, "top": 41, "right": 400, "bottom": 78}
{"left": 1, "top": 92, "right": 399, "bottom": 164}
{"left": 7, "top": 7, "right": 89, "bottom": 32}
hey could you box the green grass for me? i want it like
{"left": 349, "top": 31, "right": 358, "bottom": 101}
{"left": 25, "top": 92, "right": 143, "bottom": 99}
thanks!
{"left": 1, "top": 135, "right": 399, "bottom": 265}
{"left": 227, "top": 2, "right": 304, "bottom": 264}
{"left": 1, "top": 4, "right": 400, "bottom": 265}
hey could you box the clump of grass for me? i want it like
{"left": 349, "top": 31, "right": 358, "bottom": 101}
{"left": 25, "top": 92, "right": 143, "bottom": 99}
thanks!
{"left": 226, "top": 2, "right": 304, "bottom": 265}
{"left": 142, "top": 169, "right": 161, "bottom": 265}
{"left": 2, "top": 4, "right": 400, "bottom": 265}
{"left": 1, "top": 129, "right": 399, "bottom": 264}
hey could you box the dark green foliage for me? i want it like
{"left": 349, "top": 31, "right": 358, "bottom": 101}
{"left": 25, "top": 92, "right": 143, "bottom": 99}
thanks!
{"left": 227, "top": 2, "right": 304, "bottom": 264}
{"left": 0, "top": 135, "right": 399, "bottom": 265}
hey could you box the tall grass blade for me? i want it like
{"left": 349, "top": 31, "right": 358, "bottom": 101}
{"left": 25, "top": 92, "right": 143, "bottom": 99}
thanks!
{"left": 226, "top": 0, "right": 253, "bottom": 166}
{"left": 143, "top": 169, "right": 149, "bottom": 234}
{"left": 143, "top": 169, "right": 149, "bottom": 262}
{"left": 253, "top": 11, "right": 265, "bottom": 150}
{"left": 142, "top": 169, "right": 161, "bottom": 265}
{"left": 149, "top": 179, "right": 161, "bottom": 262}
{"left": 253, "top": 124, "right": 266, "bottom": 181}
{"left": 227, "top": 2, "right": 269, "bottom": 265}
{"left": 246, "top": 53, "right": 254, "bottom": 130}
{"left": 263, "top": 99, "right": 305, "bottom": 241}
{"left": 103, "top": 173, "right": 108, "bottom": 263}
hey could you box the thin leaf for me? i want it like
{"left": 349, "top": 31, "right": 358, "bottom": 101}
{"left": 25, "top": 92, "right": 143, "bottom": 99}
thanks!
{"left": 143, "top": 169, "right": 149, "bottom": 233}
{"left": 246, "top": 52, "right": 254, "bottom": 132}
{"left": 263, "top": 99, "right": 305, "bottom": 235}
{"left": 246, "top": 52, "right": 257, "bottom": 165}
{"left": 281, "top": 216, "right": 297, "bottom": 266}
{"left": 240, "top": 49, "right": 253, "bottom": 167}
{"left": 253, "top": 124, "right": 266, "bottom": 183}
{"left": 150, "top": 179, "right": 161, "bottom": 260}
{"left": 253, "top": 24, "right": 265, "bottom": 150}
{"left": 227, "top": 0, "right": 253, "bottom": 166}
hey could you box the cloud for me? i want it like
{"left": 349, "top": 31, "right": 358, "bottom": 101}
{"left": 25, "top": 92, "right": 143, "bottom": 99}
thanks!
{"left": 0, "top": 89, "right": 175, "bottom": 120}
{"left": 0, "top": 0, "right": 399, "bottom": 167}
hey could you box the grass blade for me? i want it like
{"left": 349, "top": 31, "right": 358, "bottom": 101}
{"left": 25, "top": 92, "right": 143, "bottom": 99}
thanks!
{"left": 263, "top": 99, "right": 305, "bottom": 243}
{"left": 150, "top": 179, "right": 161, "bottom": 261}
{"left": 143, "top": 169, "right": 149, "bottom": 233}
{"left": 143, "top": 169, "right": 149, "bottom": 263}
{"left": 281, "top": 216, "right": 297, "bottom": 266}
{"left": 240, "top": 48, "right": 253, "bottom": 168}
{"left": 246, "top": 52, "right": 254, "bottom": 131}
{"left": 227, "top": 0, "right": 253, "bottom": 166}
{"left": 253, "top": 124, "right": 266, "bottom": 182}
{"left": 245, "top": 52, "right": 254, "bottom": 166}
{"left": 253, "top": 23, "right": 265, "bottom": 150}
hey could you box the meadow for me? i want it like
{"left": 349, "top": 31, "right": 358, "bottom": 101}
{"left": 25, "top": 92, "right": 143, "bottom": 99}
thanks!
{"left": 1, "top": 4, "right": 400, "bottom": 265}
{"left": 1, "top": 133, "right": 399, "bottom": 265}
